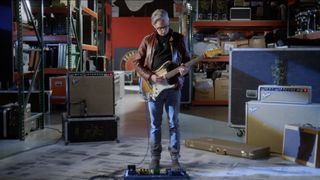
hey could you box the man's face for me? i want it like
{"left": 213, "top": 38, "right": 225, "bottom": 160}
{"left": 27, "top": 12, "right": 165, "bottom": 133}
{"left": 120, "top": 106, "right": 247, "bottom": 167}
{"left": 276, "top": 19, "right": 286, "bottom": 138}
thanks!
{"left": 153, "top": 19, "right": 169, "bottom": 36}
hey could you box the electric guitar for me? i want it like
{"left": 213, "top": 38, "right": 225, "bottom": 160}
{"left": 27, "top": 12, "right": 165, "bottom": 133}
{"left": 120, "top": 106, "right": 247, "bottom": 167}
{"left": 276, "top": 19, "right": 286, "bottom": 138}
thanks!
{"left": 140, "top": 48, "right": 223, "bottom": 100}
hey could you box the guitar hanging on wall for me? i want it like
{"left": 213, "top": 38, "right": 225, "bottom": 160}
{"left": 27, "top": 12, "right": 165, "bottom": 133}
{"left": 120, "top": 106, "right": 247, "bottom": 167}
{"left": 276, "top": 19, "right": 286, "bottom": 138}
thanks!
{"left": 140, "top": 48, "right": 223, "bottom": 100}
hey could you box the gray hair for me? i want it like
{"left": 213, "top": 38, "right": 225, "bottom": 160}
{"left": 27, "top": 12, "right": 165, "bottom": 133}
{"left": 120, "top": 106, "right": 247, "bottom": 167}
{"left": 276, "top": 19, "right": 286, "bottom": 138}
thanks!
{"left": 151, "top": 9, "right": 169, "bottom": 25}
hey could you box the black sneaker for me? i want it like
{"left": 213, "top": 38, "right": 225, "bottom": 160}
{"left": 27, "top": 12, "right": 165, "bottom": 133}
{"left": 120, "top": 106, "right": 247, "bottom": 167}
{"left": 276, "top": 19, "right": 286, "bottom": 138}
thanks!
{"left": 149, "top": 159, "right": 160, "bottom": 169}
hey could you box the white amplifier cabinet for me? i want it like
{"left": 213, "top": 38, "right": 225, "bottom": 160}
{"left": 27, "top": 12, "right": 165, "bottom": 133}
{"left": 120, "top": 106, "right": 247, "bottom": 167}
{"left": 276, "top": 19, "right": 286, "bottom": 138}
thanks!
{"left": 246, "top": 100, "right": 320, "bottom": 153}
{"left": 258, "top": 85, "right": 312, "bottom": 104}
{"left": 67, "top": 72, "right": 114, "bottom": 117}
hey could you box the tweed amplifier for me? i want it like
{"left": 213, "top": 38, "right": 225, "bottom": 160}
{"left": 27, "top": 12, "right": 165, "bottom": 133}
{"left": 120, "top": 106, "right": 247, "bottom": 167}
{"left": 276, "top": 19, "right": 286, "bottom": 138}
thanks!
{"left": 67, "top": 72, "right": 114, "bottom": 117}
{"left": 258, "top": 85, "right": 312, "bottom": 104}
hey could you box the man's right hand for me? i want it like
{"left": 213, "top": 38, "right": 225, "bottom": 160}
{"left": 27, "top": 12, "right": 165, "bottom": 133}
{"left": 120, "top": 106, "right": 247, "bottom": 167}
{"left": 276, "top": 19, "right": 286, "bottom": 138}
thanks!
{"left": 151, "top": 74, "right": 164, "bottom": 83}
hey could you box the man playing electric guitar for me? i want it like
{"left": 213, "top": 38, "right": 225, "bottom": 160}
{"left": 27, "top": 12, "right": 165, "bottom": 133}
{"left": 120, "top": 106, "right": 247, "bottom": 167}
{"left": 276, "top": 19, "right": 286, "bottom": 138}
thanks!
{"left": 133, "top": 9, "right": 190, "bottom": 170}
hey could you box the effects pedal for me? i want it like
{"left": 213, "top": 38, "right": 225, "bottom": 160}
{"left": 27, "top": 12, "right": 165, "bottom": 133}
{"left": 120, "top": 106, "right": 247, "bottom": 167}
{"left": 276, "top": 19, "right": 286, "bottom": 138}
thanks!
{"left": 124, "top": 165, "right": 190, "bottom": 180}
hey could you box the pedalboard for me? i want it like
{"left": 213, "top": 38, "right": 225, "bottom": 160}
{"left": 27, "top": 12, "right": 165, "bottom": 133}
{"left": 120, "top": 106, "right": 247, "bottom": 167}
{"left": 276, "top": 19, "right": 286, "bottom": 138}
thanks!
{"left": 124, "top": 165, "right": 190, "bottom": 180}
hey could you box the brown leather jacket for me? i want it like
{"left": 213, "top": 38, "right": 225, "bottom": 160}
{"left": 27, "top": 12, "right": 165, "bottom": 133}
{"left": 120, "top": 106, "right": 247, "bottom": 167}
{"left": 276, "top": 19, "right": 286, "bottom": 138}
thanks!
{"left": 133, "top": 29, "right": 191, "bottom": 81}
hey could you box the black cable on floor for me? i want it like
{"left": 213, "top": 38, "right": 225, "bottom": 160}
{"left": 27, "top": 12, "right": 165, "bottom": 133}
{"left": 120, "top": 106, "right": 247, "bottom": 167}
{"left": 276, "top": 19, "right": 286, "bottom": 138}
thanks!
{"left": 88, "top": 95, "right": 151, "bottom": 180}
{"left": 135, "top": 97, "right": 151, "bottom": 168}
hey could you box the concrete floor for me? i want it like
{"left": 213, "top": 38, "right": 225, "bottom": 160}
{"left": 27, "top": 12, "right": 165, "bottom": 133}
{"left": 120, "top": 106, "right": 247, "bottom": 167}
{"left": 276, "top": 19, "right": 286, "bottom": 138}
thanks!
{"left": 0, "top": 86, "right": 320, "bottom": 179}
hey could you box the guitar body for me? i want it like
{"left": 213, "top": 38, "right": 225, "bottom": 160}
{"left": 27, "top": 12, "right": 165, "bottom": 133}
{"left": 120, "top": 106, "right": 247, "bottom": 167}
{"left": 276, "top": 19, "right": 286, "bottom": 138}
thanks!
{"left": 140, "top": 61, "right": 177, "bottom": 100}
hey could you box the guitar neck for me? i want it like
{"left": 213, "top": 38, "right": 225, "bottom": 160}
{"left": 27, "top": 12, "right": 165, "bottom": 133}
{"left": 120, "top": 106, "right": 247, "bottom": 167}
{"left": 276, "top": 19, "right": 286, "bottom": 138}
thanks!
{"left": 165, "top": 55, "right": 203, "bottom": 79}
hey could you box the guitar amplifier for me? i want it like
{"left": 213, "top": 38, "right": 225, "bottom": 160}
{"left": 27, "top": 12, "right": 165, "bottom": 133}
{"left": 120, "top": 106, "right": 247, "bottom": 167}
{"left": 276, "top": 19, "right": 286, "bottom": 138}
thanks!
{"left": 67, "top": 72, "right": 114, "bottom": 117}
{"left": 258, "top": 85, "right": 312, "bottom": 104}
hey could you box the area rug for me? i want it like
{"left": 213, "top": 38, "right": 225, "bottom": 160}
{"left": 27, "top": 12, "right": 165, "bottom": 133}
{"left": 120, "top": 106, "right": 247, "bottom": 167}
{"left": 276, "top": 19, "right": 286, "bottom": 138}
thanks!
{"left": 0, "top": 137, "right": 320, "bottom": 180}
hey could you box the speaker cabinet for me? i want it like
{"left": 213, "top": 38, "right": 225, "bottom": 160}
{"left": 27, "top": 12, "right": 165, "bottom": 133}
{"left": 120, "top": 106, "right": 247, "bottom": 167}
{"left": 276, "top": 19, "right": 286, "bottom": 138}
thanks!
{"left": 67, "top": 72, "right": 114, "bottom": 117}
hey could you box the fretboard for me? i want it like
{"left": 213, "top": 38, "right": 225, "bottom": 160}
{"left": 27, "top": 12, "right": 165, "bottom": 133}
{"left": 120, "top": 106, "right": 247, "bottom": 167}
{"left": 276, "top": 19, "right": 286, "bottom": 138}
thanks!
{"left": 165, "top": 55, "right": 204, "bottom": 79}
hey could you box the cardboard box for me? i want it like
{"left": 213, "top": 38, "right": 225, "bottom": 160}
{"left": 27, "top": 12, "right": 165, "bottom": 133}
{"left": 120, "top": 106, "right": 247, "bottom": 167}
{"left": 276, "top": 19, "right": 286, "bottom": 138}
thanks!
{"left": 283, "top": 124, "right": 320, "bottom": 168}
{"left": 236, "top": 39, "right": 249, "bottom": 48}
{"left": 221, "top": 39, "right": 249, "bottom": 54}
{"left": 221, "top": 41, "right": 237, "bottom": 55}
{"left": 214, "top": 78, "right": 228, "bottom": 100}
{"left": 249, "top": 36, "right": 266, "bottom": 48}
{"left": 194, "top": 78, "right": 214, "bottom": 100}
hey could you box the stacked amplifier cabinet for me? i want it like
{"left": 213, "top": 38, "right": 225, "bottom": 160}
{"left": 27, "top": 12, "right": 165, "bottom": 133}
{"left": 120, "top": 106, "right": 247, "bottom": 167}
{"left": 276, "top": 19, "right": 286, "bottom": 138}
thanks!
{"left": 67, "top": 72, "right": 115, "bottom": 117}
{"left": 64, "top": 72, "right": 118, "bottom": 144}
{"left": 246, "top": 100, "right": 320, "bottom": 153}
{"left": 0, "top": 103, "right": 36, "bottom": 139}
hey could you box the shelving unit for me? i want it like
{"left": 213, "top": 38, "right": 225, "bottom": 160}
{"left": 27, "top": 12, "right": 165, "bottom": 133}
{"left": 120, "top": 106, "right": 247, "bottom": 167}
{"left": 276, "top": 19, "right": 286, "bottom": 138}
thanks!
{"left": 11, "top": 0, "right": 103, "bottom": 139}
{"left": 14, "top": 0, "right": 46, "bottom": 140}
{"left": 192, "top": 20, "right": 286, "bottom": 106}
{"left": 193, "top": 20, "right": 286, "bottom": 31}
{"left": 15, "top": 0, "right": 102, "bottom": 74}
{"left": 77, "top": 0, "right": 99, "bottom": 71}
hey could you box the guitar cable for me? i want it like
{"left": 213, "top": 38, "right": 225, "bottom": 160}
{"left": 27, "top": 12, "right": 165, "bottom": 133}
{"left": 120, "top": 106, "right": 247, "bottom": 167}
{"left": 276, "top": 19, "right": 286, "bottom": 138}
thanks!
{"left": 89, "top": 93, "right": 151, "bottom": 180}
{"left": 135, "top": 96, "right": 151, "bottom": 168}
